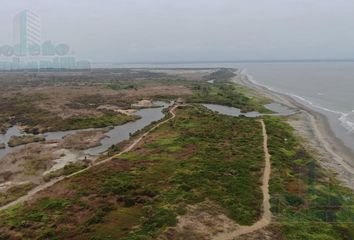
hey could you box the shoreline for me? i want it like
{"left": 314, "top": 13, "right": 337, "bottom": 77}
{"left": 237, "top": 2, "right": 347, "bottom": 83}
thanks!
{"left": 232, "top": 71, "right": 354, "bottom": 190}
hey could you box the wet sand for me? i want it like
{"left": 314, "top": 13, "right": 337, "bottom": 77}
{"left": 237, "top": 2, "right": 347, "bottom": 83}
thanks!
{"left": 232, "top": 71, "right": 354, "bottom": 190}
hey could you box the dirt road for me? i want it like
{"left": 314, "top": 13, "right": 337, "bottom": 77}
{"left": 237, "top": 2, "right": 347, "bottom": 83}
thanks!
{"left": 0, "top": 104, "right": 179, "bottom": 211}
{"left": 1, "top": 107, "right": 273, "bottom": 239}
{"left": 213, "top": 120, "right": 272, "bottom": 240}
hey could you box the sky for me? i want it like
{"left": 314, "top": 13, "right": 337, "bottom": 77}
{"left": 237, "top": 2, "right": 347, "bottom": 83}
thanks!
{"left": 1, "top": 0, "right": 354, "bottom": 63}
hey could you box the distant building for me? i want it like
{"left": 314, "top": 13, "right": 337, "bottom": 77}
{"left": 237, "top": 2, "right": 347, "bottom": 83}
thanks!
{"left": 60, "top": 57, "right": 76, "bottom": 69}
{"left": 0, "top": 9, "right": 91, "bottom": 71}
{"left": 13, "top": 10, "right": 41, "bottom": 56}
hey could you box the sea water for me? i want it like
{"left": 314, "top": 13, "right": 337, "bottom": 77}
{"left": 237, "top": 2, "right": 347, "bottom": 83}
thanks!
{"left": 240, "top": 62, "right": 354, "bottom": 152}
{"left": 94, "top": 61, "right": 354, "bottom": 152}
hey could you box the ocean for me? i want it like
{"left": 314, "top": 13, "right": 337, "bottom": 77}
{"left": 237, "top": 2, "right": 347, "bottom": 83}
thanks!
{"left": 94, "top": 61, "right": 354, "bottom": 152}
{"left": 240, "top": 62, "right": 354, "bottom": 153}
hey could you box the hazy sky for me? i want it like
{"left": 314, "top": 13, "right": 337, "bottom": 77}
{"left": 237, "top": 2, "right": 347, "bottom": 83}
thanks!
{"left": 1, "top": 0, "right": 354, "bottom": 62}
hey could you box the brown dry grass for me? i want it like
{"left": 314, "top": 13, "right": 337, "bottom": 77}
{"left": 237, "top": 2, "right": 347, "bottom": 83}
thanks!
{"left": 120, "top": 85, "right": 192, "bottom": 98}
{"left": 150, "top": 69, "right": 214, "bottom": 81}
{"left": 0, "top": 143, "right": 57, "bottom": 182}
{"left": 159, "top": 201, "right": 239, "bottom": 240}
{"left": 60, "top": 128, "right": 109, "bottom": 150}
{"left": 236, "top": 226, "right": 283, "bottom": 240}
{"left": 15, "top": 84, "right": 191, "bottom": 119}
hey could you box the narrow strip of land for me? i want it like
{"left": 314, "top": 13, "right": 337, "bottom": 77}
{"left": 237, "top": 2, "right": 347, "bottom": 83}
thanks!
{"left": 214, "top": 119, "right": 272, "bottom": 240}
{"left": 0, "top": 104, "right": 179, "bottom": 211}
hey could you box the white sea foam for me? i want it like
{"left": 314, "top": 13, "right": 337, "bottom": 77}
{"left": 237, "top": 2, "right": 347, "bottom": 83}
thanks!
{"left": 339, "top": 111, "right": 354, "bottom": 133}
{"left": 289, "top": 95, "right": 354, "bottom": 133}
{"left": 241, "top": 68, "right": 354, "bottom": 133}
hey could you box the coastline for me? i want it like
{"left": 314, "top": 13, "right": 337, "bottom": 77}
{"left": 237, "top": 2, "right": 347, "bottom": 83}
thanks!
{"left": 232, "top": 71, "right": 354, "bottom": 190}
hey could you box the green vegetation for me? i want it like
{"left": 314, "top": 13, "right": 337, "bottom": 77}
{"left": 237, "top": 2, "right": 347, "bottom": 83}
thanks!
{"left": 1, "top": 69, "right": 353, "bottom": 240}
{"left": 51, "top": 113, "right": 139, "bottom": 132}
{"left": 43, "top": 162, "right": 89, "bottom": 182}
{"left": 107, "top": 83, "right": 139, "bottom": 91}
{"left": 0, "top": 105, "right": 265, "bottom": 239}
{"left": 23, "top": 155, "right": 52, "bottom": 176}
{"left": 187, "top": 69, "right": 272, "bottom": 113}
{"left": 0, "top": 183, "right": 36, "bottom": 207}
{"left": 0, "top": 68, "right": 267, "bottom": 134}
{"left": 187, "top": 82, "right": 271, "bottom": 113}
{"left": 0, "top": 94, "right": 51, "bottom": 134}
{"left": 265, "top": 116, "right": 354, "bottom": 240}
{"left": 0, "top": 122, "right": 11, "bottom": 134}
{"left": 0, "top": 94, "right": 139, "bottom": 134}
{"left": 204, "top": 68, "right": 237, "bottom": 82}
{"left": 105, "top": 68, "right": 271, "bottom": 114}
{"left": 8, "top": 135, "right": 45, "bottom": 147}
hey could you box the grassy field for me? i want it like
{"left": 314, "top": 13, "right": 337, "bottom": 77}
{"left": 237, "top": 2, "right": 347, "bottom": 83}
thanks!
{"left": 0, "top": 105, "right": 265, "bottom": 240}
{"left": 8, "top": 135, "right": 45, "bottom": 147}
{"left": 0, "top": 68, "right": 266, "bottom": 134}
{"left": 52, "top": 113, "right": 139, "bottom": 132}
{"left": 186, "top": 69, "right": 272, "bottom": 113}
{"left": 265, "top": 116, "right": 354, "bottom": 240}
{"left": 0, "top": 69, "right": 192, "bottom": 134}
{"left": 0, "top": 183, "right": 36, "bottom": 207}
{"left": 0, "top": 94, "right": 139, "bottom": 134}
{"left": 1, "top": 69, "right": 354, "bottom": 239}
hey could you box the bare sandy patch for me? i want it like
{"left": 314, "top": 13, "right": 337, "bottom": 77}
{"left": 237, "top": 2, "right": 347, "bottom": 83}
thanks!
{"left": 131, "top": 99, "right": 155, "bottom": 108}
{"left": 60, "top": 128, "right": 110, "bottom": 150}
{"left": 0, "top": 142, "right": 58, "bottom": 185}
{"left": 159, "top": 201, "right": 239, "bottom": 240}
{"left": 18, "top": 84, "right": 191, "bottom": 119}
{"left": 235, "top": 226, "right": 281, "bottom": 240}
{"left": 97, "top": 105, "right": 137, "bottom": 115}
{"left": 42, "top": 149, "right": 81, "bottom": 175}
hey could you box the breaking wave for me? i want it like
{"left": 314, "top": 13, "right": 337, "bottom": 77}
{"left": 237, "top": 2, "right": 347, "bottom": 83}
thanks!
{"left": 242, "top": 68, "right": 354, "bottom": 133}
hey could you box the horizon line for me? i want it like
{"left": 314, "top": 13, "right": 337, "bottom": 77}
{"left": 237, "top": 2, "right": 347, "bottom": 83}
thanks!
{"left": 92, "top": 58, "right": 354, "bottom": 65}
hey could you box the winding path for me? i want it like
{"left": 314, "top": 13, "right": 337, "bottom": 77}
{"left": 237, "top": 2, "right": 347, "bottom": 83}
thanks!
{"left": 214, "top": 120, "right": 272, "bottom": 240}
{"left": 0, "top": 104, "right": 179, "bottom": 212}
{"left": 1, "top": 106, "right": 272, "bottom": 239}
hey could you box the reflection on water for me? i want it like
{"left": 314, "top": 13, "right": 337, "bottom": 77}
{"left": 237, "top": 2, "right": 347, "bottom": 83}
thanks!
{"left": 203, "top": 102, "right": 296, "bottom": 118}
{"left": 85, "top": 102, "right": 170, "bottom": 155}
{"left": 44, "top": 129, "right": 92, "bottom": 141}
{"left": 0, "top": 101, "right": 292, "bottom": 160}
{"left": 203, "top": 104, "right": 242, "bottom": 117}
{"left": 264, "top": 103, "right": 297, "bottom": 116}
{"left": 0, "top": 126, "right": 24, "bottom": 159}
{"left": 0, "top": 101, "right": 171, "bottom": 160}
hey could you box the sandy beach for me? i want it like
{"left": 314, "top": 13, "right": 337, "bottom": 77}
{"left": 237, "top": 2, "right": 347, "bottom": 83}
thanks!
{"left": 232, "top": 70, "right": 354, "bottom": 191}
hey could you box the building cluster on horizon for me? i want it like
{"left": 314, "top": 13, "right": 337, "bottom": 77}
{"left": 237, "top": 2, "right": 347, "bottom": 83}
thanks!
{"left": 0, "top": 56, "right": 91, "bottom": 71}
{"left": 13, "top": 9, "right": 41, "bottom": 56}
{"left": 0, "top": 10, "right": 91, "bottom": 71}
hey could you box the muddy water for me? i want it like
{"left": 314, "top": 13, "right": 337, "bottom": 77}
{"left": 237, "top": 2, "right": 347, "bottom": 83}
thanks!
{"left": 85, "top": 102, "right": 170, "bottom": 155}
{"left": 0, "top": 126, "right": 24, "bottom": 159}
{"left": 202, "top": 102, "right": 296, "bottom": 117}
{"left": 0, "top": 101, "right": 291, "bottom": 160}
{"left": 0, "top": 102, "right": 170, "bottom": 160}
